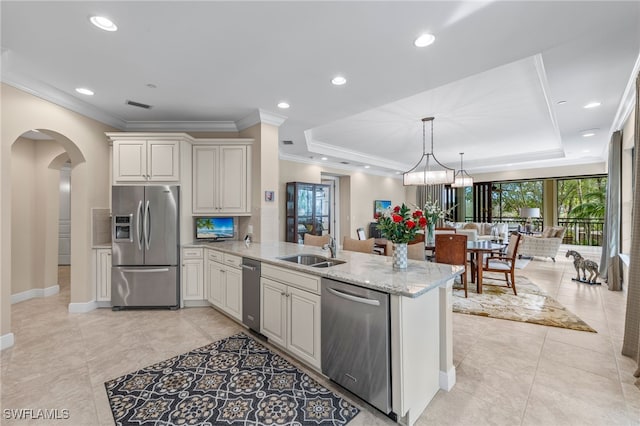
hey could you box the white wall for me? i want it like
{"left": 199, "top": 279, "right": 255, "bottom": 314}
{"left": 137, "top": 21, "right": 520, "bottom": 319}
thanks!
{"left": 621, "top": 107, "right": 635, "bottom": 255}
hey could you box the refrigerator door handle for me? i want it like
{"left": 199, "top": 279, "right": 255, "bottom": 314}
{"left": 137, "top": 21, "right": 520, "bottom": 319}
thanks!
{"left": 136, "top": 200, "right": 143, "bottom": 251}
{"left": 144, "top": 200, "right": 151, "bottom": 250}
{"left": 120, "top": 268, "right": 170, "bottom": 273}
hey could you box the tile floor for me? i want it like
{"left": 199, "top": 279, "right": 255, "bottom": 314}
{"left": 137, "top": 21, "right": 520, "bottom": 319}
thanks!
{"left": 1, "top": 247, "right": 638, "bottom": 425}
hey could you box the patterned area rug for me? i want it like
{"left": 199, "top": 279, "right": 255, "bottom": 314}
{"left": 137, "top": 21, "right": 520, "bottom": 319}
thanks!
{"left": 105, "top": 333, "right": 360, "bottom": 425}
{"left": 453, "top": 275, "right": 596, "bottom": 332}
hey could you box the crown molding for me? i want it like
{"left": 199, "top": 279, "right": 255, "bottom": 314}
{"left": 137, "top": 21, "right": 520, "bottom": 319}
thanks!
{"left": 611, "top": 50, "right": 640, "bottom": 133}
{"left": 124, "top": 120, "right": 238, "bottom": 132}
{"left": 533, "top": 54, "right": 563, "bottom": 145}
{"left": 1, "top": 71, "right": 128, "bottom": 130}
{"left": 305, "top": 131, "right": 410, "bottom": 172}
{"left": 279, "top": 152, "right": 401, "bottom": 179}
{"left": 1, "top": 66, "right": 287, "bottom": 132}
{"left": 236, "top": 108, "right": 288, "bottom": 131}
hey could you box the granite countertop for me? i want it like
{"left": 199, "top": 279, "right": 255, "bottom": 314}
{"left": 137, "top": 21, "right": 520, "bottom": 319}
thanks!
{"left": 92, "top": 244, "right": 112, "bottom": 249}
{"left": 184, "top": 240, "right": 463, "bottom": 298}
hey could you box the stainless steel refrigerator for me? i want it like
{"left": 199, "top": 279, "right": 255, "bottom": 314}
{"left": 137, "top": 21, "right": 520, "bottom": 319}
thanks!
{"left": 111, "top": 185, "right": 180, "bottom": 309}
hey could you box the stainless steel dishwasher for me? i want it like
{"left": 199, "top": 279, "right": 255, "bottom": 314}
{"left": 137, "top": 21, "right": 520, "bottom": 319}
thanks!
{"left": 241, "top": 258, "right": 261, "bottom": 333}
{"left": 321, "top": 278, "right": 392, "bottom": 415}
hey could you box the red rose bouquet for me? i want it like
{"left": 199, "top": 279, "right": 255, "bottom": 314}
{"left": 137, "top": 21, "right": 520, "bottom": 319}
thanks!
{"left": 376, "top": 203, "right": 426, "bottom": 243}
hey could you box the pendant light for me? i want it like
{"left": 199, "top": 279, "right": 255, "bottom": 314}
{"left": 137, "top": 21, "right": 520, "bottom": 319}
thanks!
{"left": 403, "top": 117, "right": 455, "bottom": 186}
{"left": 451, "top": 152, "right": 474, "bottom": 187}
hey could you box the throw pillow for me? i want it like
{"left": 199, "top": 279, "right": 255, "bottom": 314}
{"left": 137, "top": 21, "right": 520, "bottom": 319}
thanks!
{"left": 542, "top": 228, "right": 553, "bottom": 238}
{"left": 463, "top": 223, "right": 480, "bottom": 232}
{"left": 552, "top": 227, "right": 565, "bottom": 238}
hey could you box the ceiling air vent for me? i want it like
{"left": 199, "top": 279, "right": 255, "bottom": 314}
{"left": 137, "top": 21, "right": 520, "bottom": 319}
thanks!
{"left": 282, "top": 140, "right": 293, "bottom": 145}
{"left": 340, "top": 161, "right": 350, "bottom": 165}
{"left": 125, "top": 99, "right": 153, "bottom": 109}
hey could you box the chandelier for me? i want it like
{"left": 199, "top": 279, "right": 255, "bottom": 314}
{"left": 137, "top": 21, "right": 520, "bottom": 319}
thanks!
{"left": 403, "top": 117, "right": 455, "bottom": 186}
{"left": 451, "top": 152, "right": 474, "bottom": 187}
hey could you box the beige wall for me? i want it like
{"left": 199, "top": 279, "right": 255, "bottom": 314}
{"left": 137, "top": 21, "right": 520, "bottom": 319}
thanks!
{"left": 278, "top": 160, "right": 409, "bottom": 242}
{"left": 2, "top": 83, "right": 115, "bottom": 338}
{"left": 11, "top": 137, "right": 66, "bottom": 296}
{"left": 239, "top": 123, "right": 280, "bottom": 243}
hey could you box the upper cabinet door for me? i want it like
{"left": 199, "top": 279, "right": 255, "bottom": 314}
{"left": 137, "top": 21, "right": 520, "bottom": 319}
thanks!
{"left": 147, "top": 141, "right": 180, "bottom": 181}
{"left": 192, "top": 144, "right": 250, "bottom": 215}
{"left": 192, "top": 145, "right": 219, "bottom": 213}
{"left": 113, "top": 140, "right": 147, "bottom": 182}
{"left": 113, "top": 139, "right": 180, "bottom": 183}
{"left": 219, "top": 145, "right": 247, "bottom": 213}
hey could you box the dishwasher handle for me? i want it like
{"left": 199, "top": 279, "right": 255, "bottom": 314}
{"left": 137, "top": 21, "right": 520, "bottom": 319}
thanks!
{"left": 240, "top": 264, "right": 257, "bottom": 271}
{"left": 327, "top": 287, "right": 381, "bottom": 306}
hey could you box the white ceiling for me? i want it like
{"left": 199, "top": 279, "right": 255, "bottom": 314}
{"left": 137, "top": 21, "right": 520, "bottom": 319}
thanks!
{"left": 2, "top": 1, "right": 639, "bottom": 176}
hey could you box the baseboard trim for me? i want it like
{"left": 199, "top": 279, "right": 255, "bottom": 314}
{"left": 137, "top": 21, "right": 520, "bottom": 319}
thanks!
{"left": 1, "top": 333, "right": 15, "bottom": 351}
{"left": 68, "top": 300, "right": 98, "bottom": 313}
{"left": 11, "top": 284, "right": 60, "bottom": 304}
{"left": 439, "top": 366, "right": 456, "bottom": 391}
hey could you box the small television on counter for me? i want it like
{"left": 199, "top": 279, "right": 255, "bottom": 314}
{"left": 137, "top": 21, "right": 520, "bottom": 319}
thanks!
{"left": 195, "top": 217, "right": 236, "bottom": 241}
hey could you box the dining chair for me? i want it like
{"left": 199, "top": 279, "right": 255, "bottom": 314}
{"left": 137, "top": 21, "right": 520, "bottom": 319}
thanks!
{"left": 303, "top": 233, "right": 330, "bottom": 247}
{"left": 343, "top": 236, "right": 375, "bottom": 254}
{"left": 407, "top": 241, "right": 426, "bottom": 261}
{"left": 482, "top": 233, "right": 522, "bottom": 295}
{"left": 435, "top": 234, "right": 468, "bottom": 297}
{"left": 356, "top": 227, "right": 366, "bottom": 240}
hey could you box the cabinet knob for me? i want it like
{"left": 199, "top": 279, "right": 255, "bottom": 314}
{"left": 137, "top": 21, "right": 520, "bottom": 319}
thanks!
{"left": 281, "top": 292, "right": 286, "bottom": 296}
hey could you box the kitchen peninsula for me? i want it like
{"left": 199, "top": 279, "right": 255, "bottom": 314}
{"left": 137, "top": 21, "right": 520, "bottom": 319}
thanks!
{"left": 185, "top": 240, "right": 462, "bottom": 426}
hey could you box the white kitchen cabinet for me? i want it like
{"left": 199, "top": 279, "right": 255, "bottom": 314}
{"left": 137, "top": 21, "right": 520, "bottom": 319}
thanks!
{"left": 182, "top": 248, "right": 204, "bottom": 301}
{"left": 206, "top": 250, "right": 243, "bottom": 321}
{"left": 94, "top": 248, "right": 112, "bottom": 307}
{"left": 192, "top": 144, "right": 251, "bottom": 214}
{"left": 260, "top": 264, "right": 321, "bottom": 369}
{"left": 112, "top": 138, "right": 180, "bottom": 183}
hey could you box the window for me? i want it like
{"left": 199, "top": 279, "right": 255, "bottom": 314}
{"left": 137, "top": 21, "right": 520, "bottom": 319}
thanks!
{"left": 491, "top": 180, "right": 543, "bottom": 226}
{"left": 557, "top": 176, "right": 606, "bottom": 245}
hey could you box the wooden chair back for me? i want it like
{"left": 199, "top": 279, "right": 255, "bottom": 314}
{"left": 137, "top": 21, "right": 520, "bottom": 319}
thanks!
{"left": 435, "top": 234, "right": 467, "bottom": 266}
{"left": 343, "top": 236, "right": 375, "bottom": 254}
{"left": 407, "top": 241, "right": 425, "bottom": 261}
{"left": 303, "top": 233, "right": 330, "bottom": 247}
{"left": 435, "top": 233, "right": 469, "bottom": 297}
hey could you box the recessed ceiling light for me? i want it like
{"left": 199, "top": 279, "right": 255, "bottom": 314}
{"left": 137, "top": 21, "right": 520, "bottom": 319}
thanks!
{"left": 364, "top": 165, "right": 371, "bottom": 169}
{"left": 557, "top": 100, "right": 567, "bottom": 105}
{"left": 584, "top": 101, "right": 601, "bottom": 109}
{"left": 75, "top": 87, "right": 94, "bottom": 96}
{"left": 331, "top": 76, "right": 347, "bottom": 86}
{"left": 277, "top": 102, "right": 290, "bottom": 109}
{"left": 582, "top": 132, "right": 595, "bottom": 137}
{"left": 321, "top": 157, "right": 328, "bottom": 161}
{"left": 582, "top": 149, "right": 591, "bottom": 153}
{"left": 89, "top": 16, "right": 118, "bottom": 32}
{"left": 414, "top": 33, "right": 436, "bottom": 47}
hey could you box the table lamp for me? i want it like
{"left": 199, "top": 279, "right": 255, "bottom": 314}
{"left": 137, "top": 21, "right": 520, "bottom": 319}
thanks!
{"left": 519, "top": 207, "right": 540, "bottom": 232}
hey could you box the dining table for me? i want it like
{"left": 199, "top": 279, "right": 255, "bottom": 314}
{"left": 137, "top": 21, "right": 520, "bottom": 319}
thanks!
{"left": 466, "top": 240, "right": 506, "bottom": 294}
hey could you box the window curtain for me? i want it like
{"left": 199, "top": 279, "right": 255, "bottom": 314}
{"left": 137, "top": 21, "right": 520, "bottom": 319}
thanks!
{"left": 621, "top": 71, "right": 640, "bottom": 379}
{"left": 599, "top": 131, "right": 622, "bottom": 291}
{"left": 416, "top": 184, "right": 446, "bottom": 225}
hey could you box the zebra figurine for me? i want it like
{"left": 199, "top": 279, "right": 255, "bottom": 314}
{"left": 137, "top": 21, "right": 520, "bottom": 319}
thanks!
{"left": 565, "top": 250, "right": 600, "bottom": 284}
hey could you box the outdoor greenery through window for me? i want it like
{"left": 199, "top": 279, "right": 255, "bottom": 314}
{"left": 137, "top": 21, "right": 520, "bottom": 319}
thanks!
{"left": 557, "top": 176, "right": 607, "bottom": 246}
{"left": 492, "top": 181, "right": 543, "bottom": 225}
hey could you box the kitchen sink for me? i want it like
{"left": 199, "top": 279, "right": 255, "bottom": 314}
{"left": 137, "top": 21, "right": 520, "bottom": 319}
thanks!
{"left": 278, "top": 254, "right": 346, "bottom": 268}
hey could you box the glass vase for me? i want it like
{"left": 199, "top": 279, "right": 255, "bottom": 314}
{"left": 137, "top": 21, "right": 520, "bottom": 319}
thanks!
{"left": 426, "top": 222, "right": 435, "bottom": 246}
{"left": 393, "top": 243, "right": 408, "bottom": 269}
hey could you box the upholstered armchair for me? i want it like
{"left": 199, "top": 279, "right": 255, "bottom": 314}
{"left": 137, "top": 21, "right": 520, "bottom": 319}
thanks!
{"left": 518, "top": 226, "right": 566, "bottom": 262}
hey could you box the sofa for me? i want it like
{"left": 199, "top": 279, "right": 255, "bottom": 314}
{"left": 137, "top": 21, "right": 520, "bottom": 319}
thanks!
{"left": 447, "top": 222, "right": 510, "bottom": 242}
{"left": 518, "top": 226, "right": 566, "bottom": 262}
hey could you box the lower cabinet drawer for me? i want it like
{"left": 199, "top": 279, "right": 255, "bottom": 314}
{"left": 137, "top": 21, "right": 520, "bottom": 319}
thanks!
{"left": 261, "top": 264, "right": 320, "bottom": 294}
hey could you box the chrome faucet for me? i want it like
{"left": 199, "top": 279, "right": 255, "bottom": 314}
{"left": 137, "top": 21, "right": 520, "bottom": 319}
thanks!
{"left": 324, "top": 236, "right": 338, "bottom": 258}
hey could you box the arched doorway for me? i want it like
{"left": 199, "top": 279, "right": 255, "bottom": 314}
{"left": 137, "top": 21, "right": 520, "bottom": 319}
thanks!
{"left": 9, "top": 129, "right": 85, "bottom": 307}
